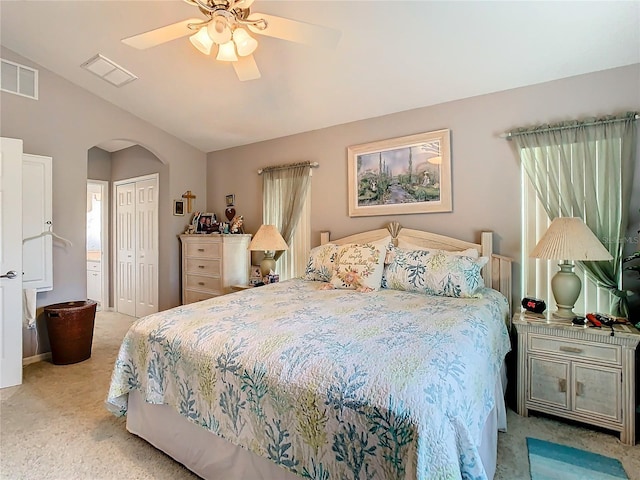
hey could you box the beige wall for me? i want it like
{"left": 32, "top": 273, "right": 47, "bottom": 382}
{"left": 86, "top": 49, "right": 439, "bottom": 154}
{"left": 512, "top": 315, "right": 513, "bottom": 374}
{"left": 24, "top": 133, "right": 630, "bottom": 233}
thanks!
{"left": 207, "top": 64, "right": 640, "bottom": 307}
{"left": 87, "top": 147, "right": 111, "bottom": 181}
{"left": 1, "top": 47, "right": 207, "bottom": 357}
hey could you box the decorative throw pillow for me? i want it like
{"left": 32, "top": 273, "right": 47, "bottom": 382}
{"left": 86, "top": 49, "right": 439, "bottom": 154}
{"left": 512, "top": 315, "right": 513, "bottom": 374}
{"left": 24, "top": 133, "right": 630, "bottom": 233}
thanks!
{"left": 303, "top": 243, "right": 338, "bottom": 282}
{"left": 329, "top": 243, "right": 386, "bottom": 292}
{"left": 382, "top": 246, "right": 488, "bottom": 298}
{"left": 396, "top": 238, "right": 480, "bottom": 258}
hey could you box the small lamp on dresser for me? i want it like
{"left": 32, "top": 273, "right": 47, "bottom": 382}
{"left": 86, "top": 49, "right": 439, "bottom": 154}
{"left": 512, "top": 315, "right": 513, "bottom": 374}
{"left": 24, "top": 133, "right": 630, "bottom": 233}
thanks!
{"left": 530, "top": 217, "right": 612, "bottom": 319}
{"left": 248, "top": 224, "right": 289, "bottom": 277}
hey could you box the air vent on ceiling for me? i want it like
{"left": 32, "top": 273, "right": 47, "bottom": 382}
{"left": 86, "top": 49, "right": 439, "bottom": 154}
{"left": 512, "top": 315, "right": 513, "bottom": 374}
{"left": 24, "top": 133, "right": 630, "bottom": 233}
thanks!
{"left": 81, "top": 54, "right": 137, "bottom": 87}
{"left": 1, "top": 58, "right": 38, "bottom": 99}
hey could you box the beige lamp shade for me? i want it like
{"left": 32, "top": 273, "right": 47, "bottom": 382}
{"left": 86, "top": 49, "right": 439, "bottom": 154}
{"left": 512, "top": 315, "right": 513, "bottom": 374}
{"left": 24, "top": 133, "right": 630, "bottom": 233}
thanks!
{"left": 249, "top": 225, "right": 289, "bottom": 278}
{"left": 530, "top": 217, "right": 611, "bottom": 319}
{"left": 248, "top": 225, "right": 289, "bottom": 252}
{"left": 530, "top": 217, "right": 612, "bottom": 261}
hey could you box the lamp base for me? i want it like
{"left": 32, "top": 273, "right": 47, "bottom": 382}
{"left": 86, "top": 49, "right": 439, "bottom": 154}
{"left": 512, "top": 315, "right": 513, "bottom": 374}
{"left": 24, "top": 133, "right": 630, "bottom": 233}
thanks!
{"left": 259, "top": 252, "right": 276, "bottom": 278}
{"left": 551, "top": 262, "right": 582, "bottom": 319}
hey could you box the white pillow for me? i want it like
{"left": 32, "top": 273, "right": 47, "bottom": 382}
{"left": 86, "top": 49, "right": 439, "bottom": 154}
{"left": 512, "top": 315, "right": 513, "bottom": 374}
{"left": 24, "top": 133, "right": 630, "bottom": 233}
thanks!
{"left": 329, "top": 243, "right": 386, "bottom": 292}
{"left": 396, "top": 238, "right": 480, "bottom": 258}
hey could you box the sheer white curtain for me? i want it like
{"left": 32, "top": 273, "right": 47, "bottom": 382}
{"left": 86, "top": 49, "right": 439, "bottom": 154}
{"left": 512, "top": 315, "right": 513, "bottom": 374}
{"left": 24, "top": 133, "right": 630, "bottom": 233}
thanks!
{"left": 262, "top": 163, "right": 311, "bottom": 280}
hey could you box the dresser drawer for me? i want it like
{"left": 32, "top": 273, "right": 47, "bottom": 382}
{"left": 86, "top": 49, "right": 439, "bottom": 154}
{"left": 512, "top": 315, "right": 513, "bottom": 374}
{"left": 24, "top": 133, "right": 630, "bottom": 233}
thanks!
{"left": 185, "top": 274, "right": 221, "bottom": 293}
{"left": 529, "top": 334, "right": 620, "bottom": 365}
{"left": 185, "top": 241, "right": 221, "bottom": 258}
{"left": 184, "top": 289, "right": 217, "bottom": 304}
{"left": 185, "top": 258, "right": 221, "bottom": 276}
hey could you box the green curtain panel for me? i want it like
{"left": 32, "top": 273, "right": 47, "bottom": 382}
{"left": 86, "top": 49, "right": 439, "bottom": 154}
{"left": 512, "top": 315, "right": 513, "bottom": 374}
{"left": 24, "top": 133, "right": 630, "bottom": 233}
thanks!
{"left": 510, "top": 112, "right": 638, "bottom": 317}
{"left": 262, "top": 162, "right": 311, "bottom": 261}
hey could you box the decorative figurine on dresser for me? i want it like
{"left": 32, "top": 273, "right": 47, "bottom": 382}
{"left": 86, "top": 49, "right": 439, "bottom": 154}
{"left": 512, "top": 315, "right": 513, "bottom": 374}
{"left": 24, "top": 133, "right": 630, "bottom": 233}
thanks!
{"left": 513, "top": 310, "right": 640, "bottom": 445}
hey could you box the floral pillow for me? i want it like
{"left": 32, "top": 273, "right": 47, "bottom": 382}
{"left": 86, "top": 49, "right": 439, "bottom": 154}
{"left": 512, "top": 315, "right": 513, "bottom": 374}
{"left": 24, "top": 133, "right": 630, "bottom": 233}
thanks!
{"left": 382, "top": 246, "right": 488, "bottom": 298}
{"left": 328, "top": 243, "right": 386, "bottom": 292}
{"left": 303, "top": 243, "right": 338, "bottom": 282}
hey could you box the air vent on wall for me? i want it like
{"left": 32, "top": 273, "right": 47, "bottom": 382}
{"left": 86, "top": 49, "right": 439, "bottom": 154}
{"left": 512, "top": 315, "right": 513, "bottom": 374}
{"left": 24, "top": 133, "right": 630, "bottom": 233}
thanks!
{"left": 1, "top": 58, "right": 38, "bottom": 99}
{"left": 81, "top": 54, "right": 137, "bottom": 87}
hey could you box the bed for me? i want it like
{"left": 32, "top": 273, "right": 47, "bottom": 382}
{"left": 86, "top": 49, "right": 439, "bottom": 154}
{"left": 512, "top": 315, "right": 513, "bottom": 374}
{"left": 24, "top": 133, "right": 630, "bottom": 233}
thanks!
{"left": 107, "top": 222, "right": 513, "bottom": 480}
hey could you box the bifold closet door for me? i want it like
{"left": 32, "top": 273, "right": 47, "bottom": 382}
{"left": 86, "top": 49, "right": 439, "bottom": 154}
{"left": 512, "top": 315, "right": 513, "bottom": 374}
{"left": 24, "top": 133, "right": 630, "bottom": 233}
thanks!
{"left": 115, "top": 176, "right": 158, "bottom": 318}
{"left": 116, "top": 182, "right": 136, "bottom": 317}
{"left": 134, "top": 178, "right": 158, "bottom": 317}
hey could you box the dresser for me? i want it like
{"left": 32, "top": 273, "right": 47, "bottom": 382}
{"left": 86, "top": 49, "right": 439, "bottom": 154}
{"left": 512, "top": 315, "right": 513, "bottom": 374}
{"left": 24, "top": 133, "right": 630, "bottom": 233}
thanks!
{"left": 180, "top": 234, "right": 251, "bottom": 304}
{"left": 514, "top": 311, "right": 639, "bottom": 445}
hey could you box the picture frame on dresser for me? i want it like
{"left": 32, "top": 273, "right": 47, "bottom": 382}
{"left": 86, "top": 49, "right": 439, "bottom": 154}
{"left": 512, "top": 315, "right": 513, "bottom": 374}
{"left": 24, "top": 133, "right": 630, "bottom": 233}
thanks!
{"left": 193, "top": 212, "right": 218, "bottom": 234}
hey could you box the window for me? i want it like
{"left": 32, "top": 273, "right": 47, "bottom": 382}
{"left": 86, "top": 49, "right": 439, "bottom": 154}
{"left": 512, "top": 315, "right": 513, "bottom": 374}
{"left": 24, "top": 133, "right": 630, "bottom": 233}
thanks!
{"left": 262, "top": 165, "right": 312, "bottom": 281}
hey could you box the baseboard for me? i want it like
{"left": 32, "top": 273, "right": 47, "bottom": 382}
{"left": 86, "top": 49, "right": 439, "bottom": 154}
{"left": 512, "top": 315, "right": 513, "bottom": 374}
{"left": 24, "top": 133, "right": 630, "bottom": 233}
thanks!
{"left": 22, "top": 352, "right": 52, "bottom": 366}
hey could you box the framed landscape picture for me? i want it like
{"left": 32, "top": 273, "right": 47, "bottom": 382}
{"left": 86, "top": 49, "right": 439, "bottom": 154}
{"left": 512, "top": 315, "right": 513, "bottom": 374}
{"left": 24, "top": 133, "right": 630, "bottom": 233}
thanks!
{"left": 347, "top": 129, "right": 452, "bottom": 217}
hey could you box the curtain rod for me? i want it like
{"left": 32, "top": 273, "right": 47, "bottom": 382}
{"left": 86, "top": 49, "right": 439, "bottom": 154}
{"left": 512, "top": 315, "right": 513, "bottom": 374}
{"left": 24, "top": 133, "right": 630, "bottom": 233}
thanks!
{"left": 257, "top": 161, "right": 319, "bottom": 175}
{"left": 500, "top": 113, "right": 639, "bottom": 140}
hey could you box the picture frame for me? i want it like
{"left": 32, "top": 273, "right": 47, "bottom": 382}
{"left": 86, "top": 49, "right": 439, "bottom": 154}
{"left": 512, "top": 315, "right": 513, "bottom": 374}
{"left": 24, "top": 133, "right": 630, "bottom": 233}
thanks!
{"left": 347, "top": 129, "right": 452, "bottom": 217}
{"left": 192, "top": 212, "right": 219, "bottom": 234}
{"left": 173, "top": 199, "right": 185, "bottom": 216}
{"left": 225, "top": 194, "right": 235, "bottom": 207}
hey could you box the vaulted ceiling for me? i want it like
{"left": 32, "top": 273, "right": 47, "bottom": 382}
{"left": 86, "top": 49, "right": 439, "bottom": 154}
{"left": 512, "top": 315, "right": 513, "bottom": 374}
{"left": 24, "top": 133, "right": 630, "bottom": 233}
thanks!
{"left": 1, "top": 1, "right": 638, "bottom": 152}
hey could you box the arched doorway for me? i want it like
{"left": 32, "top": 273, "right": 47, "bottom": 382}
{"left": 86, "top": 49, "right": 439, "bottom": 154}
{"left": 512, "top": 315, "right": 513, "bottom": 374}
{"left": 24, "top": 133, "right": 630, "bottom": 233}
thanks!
{"left": 87, "top": 141, "right": 167, "bottom": 317}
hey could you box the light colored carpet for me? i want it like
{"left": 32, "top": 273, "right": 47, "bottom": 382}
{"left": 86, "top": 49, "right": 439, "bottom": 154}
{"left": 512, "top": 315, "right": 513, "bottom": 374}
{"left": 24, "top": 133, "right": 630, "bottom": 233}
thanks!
{"left": 1, "top": 311, "right": 638, "bottom": 480}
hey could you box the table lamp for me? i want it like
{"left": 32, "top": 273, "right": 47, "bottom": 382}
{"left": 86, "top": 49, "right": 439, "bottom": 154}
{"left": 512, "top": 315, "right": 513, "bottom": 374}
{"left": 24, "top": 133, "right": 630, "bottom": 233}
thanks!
{"left": 530, "top": 217, "right": 612, "bottom": 319}
{"left": 248, "top": 224, "right": 289, "bottom": 277}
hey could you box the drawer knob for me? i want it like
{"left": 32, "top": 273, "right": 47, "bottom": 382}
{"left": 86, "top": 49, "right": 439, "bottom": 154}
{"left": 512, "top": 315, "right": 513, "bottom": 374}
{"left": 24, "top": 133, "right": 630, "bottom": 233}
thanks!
{"left": 576, "top": 381, "right": 585, "bottom": 396}
{"left": 559, "top": 346, "right": 583, "bottom": 354}
{"left": 558, "top": 378, "right": 567, "bottom": 393}
{"left": 198, "top": 265, "right": 205, "bottom": 269}
{"left": 198, "top": 282, "right": 205, "bottom": 286}
{"left": 198, "top": 248, "right": 205, "bottom": 252}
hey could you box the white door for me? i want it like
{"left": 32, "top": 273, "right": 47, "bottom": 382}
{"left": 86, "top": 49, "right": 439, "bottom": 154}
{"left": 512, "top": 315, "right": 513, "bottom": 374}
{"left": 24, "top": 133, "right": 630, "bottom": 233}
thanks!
{"left": 1, "top": 137, "right": 23, "bottom": 388}
{"left": 135, "top": 178, "right": 158, "bottom": 317}
{"left": 114, "top": 175, "right": 158, "bottom": 318}
{"left": 116, "top": 182, "right": 135, "bottom": 316}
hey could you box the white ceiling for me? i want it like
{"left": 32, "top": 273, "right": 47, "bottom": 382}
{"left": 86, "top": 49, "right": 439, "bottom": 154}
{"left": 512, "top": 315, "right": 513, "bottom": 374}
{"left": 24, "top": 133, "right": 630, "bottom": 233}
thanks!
{"left": 1, "top": 1, "right": 638, "bottom": 153}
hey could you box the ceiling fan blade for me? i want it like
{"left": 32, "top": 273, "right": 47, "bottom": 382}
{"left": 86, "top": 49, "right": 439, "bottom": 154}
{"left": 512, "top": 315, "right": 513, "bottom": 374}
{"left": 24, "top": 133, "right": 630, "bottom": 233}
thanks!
{"left": 247, "top": 13, "right": 341, "bottom": 49}
{"left": 122, "top": 18, "right": 202, "bottom": 49}
{"left": 232, "top": 55, "right": 261, "bottom": 81}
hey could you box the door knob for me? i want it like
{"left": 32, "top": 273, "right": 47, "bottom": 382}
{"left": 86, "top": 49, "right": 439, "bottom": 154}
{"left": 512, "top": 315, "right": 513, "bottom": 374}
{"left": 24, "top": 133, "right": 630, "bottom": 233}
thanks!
{"left": 1, "top": 270, "right": 17, "bottom": 279}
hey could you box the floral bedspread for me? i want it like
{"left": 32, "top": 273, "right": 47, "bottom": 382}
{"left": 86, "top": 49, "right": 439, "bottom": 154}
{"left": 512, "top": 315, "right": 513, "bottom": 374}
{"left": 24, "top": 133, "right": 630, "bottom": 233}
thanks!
{"left": 106, "top": 279, "right": 510, "bottom": 480}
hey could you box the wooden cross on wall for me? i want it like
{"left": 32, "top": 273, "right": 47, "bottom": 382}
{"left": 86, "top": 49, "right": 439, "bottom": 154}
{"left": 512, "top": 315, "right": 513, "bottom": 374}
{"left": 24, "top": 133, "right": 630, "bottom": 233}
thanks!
{"left": 182, "top": 190, "right": 196, "bottom": 213}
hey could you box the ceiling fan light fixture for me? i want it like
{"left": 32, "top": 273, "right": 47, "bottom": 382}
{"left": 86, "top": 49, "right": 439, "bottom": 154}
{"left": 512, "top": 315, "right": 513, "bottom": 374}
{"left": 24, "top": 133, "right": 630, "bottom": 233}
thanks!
{"left": 232, "top": 27, "right": 258, "bottom": 57}
{"left": 189, "top": 27, "right": 213, "bottom": 55}
{"left": 216, "top": 41, "right": 238, "bottom": 61}
{"left": 207, "top": 16, "right": 232, "bottom": 44}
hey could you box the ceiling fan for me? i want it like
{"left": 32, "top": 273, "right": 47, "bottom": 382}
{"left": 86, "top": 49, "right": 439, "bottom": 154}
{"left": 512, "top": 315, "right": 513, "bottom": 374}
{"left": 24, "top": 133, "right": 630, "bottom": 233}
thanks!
{"left": 121, "top": 0, "right": 341, "bottom": 81}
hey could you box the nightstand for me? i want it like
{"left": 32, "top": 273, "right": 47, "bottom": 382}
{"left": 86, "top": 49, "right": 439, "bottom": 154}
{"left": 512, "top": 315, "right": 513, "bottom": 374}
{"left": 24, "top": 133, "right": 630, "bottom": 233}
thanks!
{"left": 513, "top": 311, "right": 640, "bottom": 445}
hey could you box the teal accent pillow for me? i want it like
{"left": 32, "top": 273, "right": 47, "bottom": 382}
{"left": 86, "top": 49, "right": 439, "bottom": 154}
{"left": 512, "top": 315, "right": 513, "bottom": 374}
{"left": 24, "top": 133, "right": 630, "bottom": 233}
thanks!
{"left": 382, "top": 246, "right": 488, "bottom": 298}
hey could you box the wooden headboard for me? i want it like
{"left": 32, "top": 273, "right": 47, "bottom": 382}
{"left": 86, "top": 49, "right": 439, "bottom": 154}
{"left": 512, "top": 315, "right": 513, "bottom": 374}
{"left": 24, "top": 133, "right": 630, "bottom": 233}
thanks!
{"left": 320, "top": 221, "right": 513, "bottom": 316}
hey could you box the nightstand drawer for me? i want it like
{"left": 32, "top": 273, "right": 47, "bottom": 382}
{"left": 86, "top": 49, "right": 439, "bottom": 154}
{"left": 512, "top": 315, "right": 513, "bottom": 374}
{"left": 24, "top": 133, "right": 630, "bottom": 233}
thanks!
{"left": 185, "top": 274, "right": 221, "bottom": 292}
{"left": 185, "top": 258, "right": 221, "bottom": 275}
{"left": 184, "top": 289, "right": 217, "bottom": 304}
{"left": 185, "top": 241, "right": 221, "bottom": 258}
{"left": 529, "top": 334, "right": 620, "bottom": 364}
